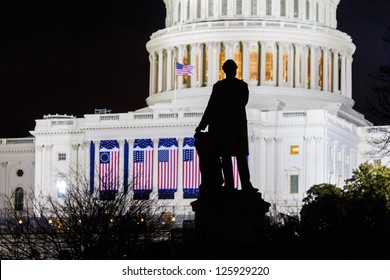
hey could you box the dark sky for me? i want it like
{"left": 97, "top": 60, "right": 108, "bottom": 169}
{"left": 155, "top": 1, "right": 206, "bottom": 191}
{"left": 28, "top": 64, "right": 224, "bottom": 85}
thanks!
{"left": 0, "top": 0, "right": 389, "bottom": 138}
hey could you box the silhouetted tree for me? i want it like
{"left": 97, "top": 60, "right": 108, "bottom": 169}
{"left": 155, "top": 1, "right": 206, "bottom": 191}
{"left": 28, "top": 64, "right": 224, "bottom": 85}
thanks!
{"left": 300, "top": 163, "right": 390, "bottom": 259}
{"left": 0, "top": 172, "right": 172, "bottom": 260}
{"left": 368, "top": 26, "right": 390, "bottom": 124}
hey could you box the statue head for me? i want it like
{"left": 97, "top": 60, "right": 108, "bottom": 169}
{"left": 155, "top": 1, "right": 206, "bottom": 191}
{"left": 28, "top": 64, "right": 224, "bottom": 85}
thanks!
{"left": 222, "top": 59, "right": 238, "bottom": 78}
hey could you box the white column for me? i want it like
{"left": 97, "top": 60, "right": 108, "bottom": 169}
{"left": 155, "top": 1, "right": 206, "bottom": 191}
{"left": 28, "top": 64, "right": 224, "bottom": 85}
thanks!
{"left": 35, "top": 145, "right": 43, "bottom": 196}
{"left": 212, "top": 42, "right": 220, "bottom": 83}
{"left": 152, "top": 138, "right": 159, "bottom": 196}
{"left": 127, "top": 139, "right": 134, "bottom": 192}
{"left": 323, "top": 48, "right": 328, "bottom": 91}
{"left": 198, "top": 44, "right": 204, "bottom": 87}
{"left": 260, "top": 42, "right": 266, "bottom": 85}
{"left": 190, "top": 44, "right": 197, "bottom": 88}
{"left": 264, "top": 137, "right": 275, "bottom": 201}
{"left": 288, "top": 44, "right": 294, "bottom": 87}
{"left": 43, "top": 145, "right": 53, "bottom": 197}
{"left": 119, "top": 140, "right": 125, "bottom": 192}
{"left": 177, "top": 45, "right": 184, "bottom": 89}
{"left": 166, "top": 48, "right": 173, "bottom": 91}
{"left": 148, "top": 54, "right": 154, "bottom": 96}
{"left": 277, "top": 42, "right": 283, "bottom": 86}
{"left": 302, "top": 45, "right": 309, "bottom": 89}
{"left": 294, "top": 44, "right": 301, "bottom": 88}
{"left": 346, "top": 55, "right": 353, "bottom": 98}
{"left": 225, "top": 41, "right": 234, "bottom": 60}
{"left": 310, "top": 45, "right": 316, "bottom": 89}
{"left": 332, "top": 50, "right": 339, "bottom": 93}
{"left": 206, "top": 42, "right": 214, "bottom": 86}
{"left": 242, "top": 41, "right": 250, "bottom": 82}
{"left": 157, "top": 50, "right": 163, "bottom": 92}
{"left": 94, "top": 140, "right": 100, "bottom": 192}
{"left": 176, "top": 137, "right": 184, "bottom": 200}
{"left": 340, "top": 53, "right": 346, "bottom": 96}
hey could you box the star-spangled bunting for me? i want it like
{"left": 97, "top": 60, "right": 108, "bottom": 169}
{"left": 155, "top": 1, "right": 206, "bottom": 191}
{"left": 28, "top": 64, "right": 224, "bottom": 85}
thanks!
{"left": 133, "top": 139, "right": 153, "bottom": 192}
{"left": 158, "top": 138, "right": 178, "bottom": 192}
{"left": 183, "top": 137, "right": 201, "bottom": 193}
{"left": 99, "top": 140, "right": 120, "bottom": 192}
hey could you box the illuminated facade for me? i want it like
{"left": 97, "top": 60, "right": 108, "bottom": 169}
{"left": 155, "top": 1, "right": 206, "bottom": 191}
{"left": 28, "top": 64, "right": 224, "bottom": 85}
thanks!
{"left": 1, "top": 0, "right": 387, "bottom": 217}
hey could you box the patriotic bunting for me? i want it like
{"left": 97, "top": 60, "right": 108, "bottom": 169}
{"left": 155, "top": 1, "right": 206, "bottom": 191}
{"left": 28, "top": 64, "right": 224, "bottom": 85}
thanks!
{"left": 158, "top": 138, "right": 178, "bottom": 194}
{"left": 133, "top": 139, "right": 154, "bottom": 194}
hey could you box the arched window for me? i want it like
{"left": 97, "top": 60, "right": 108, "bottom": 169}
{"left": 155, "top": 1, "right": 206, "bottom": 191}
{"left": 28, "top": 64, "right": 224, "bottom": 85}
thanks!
{"left": 316, "top": 2, "right": 319, "bottom": 22}
{"left": 251, "top": 0, "right": 258, "bottom": 16}
{"left": 280, "top": 0, "right": 286, "bottom": 17}
{"left": 234, "top": 49, "right": 243, "bottom": 79}
{"left": 208, "top": 0, "right": 214, "bottom": 17}
{"left": 219, "top": 45, "right": 226, "bottom": 80}
{"left": 266, "top": 0, "right": 272, "bottom": 16}
{"left": 183, "top": 51, "right": 190, "bottom": 87}
{"left": 283, "top": 52, "right": 288, "bottom": 82}
{"left": 250, "top": 50, "right": 259, "bottom": 81}
{"left": 14, "top": 188, "right": 24, "bottom": 211}
{"left": 306, "top": 0, "right": 310, "bottom": 20}
{"left": 319, "top": 54, "right": 323, "bottom": 88}
{"left": 294, "top": 0, "right": 299, "bottom": 18}
{"left": 221, "top": 0, "right": 228, "bottom": 16}
{"left": 265, "top": 51, "right": 273, "bottom": 81}
{"left": 203, "top": 44, "right": 208, "bottom": 85}
{"left": 236, "top": 0, "right": 243, "bottom": 16}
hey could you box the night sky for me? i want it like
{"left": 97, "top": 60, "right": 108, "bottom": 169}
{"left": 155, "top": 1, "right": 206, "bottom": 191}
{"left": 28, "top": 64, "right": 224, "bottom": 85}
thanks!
{"left": 0, "top": 0, "right": 389, "bottom": 138}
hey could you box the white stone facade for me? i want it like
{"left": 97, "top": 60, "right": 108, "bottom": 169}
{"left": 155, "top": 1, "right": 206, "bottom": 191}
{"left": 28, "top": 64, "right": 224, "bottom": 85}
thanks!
{"left": 0, "top": 0, "right": 387, "bottom": 217}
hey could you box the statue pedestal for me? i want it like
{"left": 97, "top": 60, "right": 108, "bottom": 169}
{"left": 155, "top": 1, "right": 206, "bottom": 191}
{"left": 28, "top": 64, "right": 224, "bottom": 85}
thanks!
{"left": 190, "top": 190, "right": 271, "bottom": 259}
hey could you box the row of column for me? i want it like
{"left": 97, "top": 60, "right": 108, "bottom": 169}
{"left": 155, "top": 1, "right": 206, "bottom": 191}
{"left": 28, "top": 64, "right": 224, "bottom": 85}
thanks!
{"left": 149, "top": 41, "right": 352, "bottom": 98}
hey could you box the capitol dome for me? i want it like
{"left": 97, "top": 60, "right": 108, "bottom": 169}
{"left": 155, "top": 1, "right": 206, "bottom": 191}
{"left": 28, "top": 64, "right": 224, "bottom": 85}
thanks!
{"left": 146, "top": 0, "right": 368, "bottom": 125}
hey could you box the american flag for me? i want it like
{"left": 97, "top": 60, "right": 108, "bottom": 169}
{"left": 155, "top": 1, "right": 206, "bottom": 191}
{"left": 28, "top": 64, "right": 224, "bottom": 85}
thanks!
{"left": 175, "top": 62, "right": 195, "bottom": 76}
{"left": 158, "top": 138, "right": 178, "bottom": 192}
{"left": 232, "top": 156, "right": 240, "bottom": 189}
{"left": 183, "top": 137, "right": 201, "bottom": 191}
{"left": 99, "top": 140, "right": 120, "bottom": 191}
{"left": 133, "top": 139, "right": 153, "bottom": 192}
{"left": 222, "top": 156, "right": 240, "bottom": 189}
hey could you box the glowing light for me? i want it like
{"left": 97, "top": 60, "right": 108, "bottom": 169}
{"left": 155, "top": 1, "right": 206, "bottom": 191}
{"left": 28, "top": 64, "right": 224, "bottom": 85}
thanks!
{"left": 48, "top": 219, "right": 53, "bottom": 225}
{"left": 18, "top": 219, "right": 23, "bottom": 225}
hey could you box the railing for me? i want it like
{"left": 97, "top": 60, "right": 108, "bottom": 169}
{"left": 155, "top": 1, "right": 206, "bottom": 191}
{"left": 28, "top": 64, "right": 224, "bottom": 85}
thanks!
{"left": 0, "top": 138, "right": 35, "bottom": 145}
{"left": 150, "top": 20, "right": 347, "bottom": 41}
{"left": 283, "top": 112, "right": 307, "bottom": 118}
{"left": 99, "top": 115, "right": 120, "bottom": 121}
{"left": 51, "top": 120, "right": 74, "bottom": 126}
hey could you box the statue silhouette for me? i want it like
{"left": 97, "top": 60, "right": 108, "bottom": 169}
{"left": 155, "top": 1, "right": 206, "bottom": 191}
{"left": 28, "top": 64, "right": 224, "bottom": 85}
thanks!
{"left": 196, "top": 59, "right": 258, "bottom": 193}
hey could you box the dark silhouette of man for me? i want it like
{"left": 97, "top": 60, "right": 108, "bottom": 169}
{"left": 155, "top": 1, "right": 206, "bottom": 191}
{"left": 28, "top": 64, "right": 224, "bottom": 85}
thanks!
{"left": 196, "top": 59, "right": 258, "bottom": 193}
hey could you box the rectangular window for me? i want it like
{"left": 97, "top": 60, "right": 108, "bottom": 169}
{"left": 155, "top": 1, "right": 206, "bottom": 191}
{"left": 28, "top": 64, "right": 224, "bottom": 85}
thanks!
{"left": 221, "top": 0, "right": 228, "bottom": 16}
{"left": 208, "top": 0, "right": 214, "bottom": 17}
{"left": 294, "top": 0, "right": 299, "bottom": 18}
{"left": 266, "top": 0, "right": 272, "bottom": 16}
{"left": 280, "top": 0, "right": 286, "bottom": 17}
{"left": 58, "top": 153, "right": 67, "bottom": 161}
{"left": 290, "top": 145, "right": 299, "bottom": 155}
{"left": 290, "top": 175, "right": 299, "bottom": 193}
{"left": 251, "top": 0, "right": 257, "bottom": 15}
{"left": 236, "top": 0, "right": 242, "bottom": 15}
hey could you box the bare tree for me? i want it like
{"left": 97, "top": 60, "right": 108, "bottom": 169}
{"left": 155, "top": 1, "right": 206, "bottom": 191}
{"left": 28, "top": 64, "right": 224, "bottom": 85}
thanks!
{"left": 0, "top": 171, "right": 173, "bottom": 260}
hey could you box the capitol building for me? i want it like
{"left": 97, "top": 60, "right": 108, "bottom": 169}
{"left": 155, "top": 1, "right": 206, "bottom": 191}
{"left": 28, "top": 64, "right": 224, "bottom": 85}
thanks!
{"left": 0, "top": 0, "right": 388, "bottom": 219}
